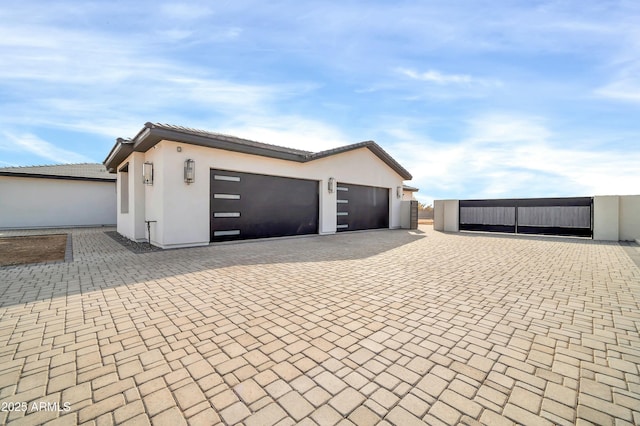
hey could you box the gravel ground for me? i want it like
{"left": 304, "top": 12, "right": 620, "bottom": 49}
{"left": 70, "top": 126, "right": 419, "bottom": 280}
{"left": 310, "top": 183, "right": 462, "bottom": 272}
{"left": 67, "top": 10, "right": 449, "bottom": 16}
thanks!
{"left": 104, "top": 231, "right": 163, "bottom": 253}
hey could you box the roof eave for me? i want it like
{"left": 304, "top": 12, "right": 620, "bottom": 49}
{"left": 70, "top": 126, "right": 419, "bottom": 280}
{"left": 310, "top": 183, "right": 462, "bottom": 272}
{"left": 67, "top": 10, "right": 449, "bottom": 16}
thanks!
{"left": 0, "top": 171, "right": 115, "bottom": 182}
{"left": 311, "top": 141, "right": 412, "bottom": 180}
{"left": 141, "top": 127, "right": 304, "bottom": 162}
{"left": 105, "top": 123, "right": 413, "bottom": 180}
{"left": 103, "top": 139, "right": 134, "bottom": 173}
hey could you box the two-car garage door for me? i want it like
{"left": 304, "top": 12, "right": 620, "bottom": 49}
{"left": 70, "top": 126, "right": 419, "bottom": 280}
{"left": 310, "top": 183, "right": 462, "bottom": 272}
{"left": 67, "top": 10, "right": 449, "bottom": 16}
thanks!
{"left": 210, "top": 170, "right": 390, "bottom": 242}
{"left": 210, "top": 169, "right": 319, "bottom": 242}
{"left": 336, "top": 183, "right": 389, "bottom": 232}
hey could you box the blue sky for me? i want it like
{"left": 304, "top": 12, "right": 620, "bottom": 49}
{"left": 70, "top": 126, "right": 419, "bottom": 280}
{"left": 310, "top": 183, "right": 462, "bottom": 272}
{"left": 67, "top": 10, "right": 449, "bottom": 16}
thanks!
{"left": 1, "top": 1, "right": 639, "bottom": 205}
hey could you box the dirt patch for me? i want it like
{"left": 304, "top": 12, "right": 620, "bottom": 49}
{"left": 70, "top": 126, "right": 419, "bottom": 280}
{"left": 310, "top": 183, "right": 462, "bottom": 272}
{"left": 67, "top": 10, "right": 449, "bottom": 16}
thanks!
{"left": 0, "top": 234, "right": 68, "bottom": 267}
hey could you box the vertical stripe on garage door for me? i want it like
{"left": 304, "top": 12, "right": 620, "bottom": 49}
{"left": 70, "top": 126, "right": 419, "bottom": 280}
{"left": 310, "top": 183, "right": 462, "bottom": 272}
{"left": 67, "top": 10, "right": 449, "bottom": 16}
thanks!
{"left": 210, "top": 169, "right": 319, "bottom": 242}
{"left": 336, "top": 183, "right": 389, "bottom": 232}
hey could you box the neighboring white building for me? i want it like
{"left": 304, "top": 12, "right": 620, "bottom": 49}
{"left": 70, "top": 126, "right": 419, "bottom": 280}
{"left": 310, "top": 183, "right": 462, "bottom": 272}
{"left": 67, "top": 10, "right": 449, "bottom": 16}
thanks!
{"left": 0, "top": 163, "right": 116, "bottom": 229}
{"left": 402, "top": 184, "right": 419, "bottom": 201}
{"left": 104, "top": 123, "right": 415, "bottom": 248}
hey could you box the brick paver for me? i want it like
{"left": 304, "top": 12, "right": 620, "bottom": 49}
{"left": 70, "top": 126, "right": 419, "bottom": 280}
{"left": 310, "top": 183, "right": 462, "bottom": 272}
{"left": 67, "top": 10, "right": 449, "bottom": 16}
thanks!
{"left": 0, "top": 226, "right": 639, "bottom": 424}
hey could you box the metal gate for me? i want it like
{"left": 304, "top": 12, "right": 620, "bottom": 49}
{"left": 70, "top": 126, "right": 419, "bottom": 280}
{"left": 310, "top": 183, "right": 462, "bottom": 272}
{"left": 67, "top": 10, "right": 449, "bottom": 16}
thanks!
{"left": 459, "top": 197, "right": 593, "bottom": 238}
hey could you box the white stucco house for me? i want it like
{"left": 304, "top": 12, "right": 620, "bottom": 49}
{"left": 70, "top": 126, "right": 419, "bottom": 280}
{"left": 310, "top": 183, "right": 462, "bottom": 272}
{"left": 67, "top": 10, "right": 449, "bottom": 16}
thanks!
{"left": 0, "top": 163, "right": 116, "bottom": 229}
{"left": 103, "top": 122, "right": 416, "bottom": 248}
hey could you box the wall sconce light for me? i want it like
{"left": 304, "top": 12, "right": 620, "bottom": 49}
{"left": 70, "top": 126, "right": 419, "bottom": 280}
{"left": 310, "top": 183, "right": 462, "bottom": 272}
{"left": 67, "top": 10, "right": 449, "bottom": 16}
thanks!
{"left": 184, "top": 159, "right": 195, "bottom": 184}
{"left": 328, "top": 177, "right": 335, "bottom": 193}
{"left": 142, "top": 162, "right": 153, "bottom": 185}
{"left": 397, "top": 186, "right": 402, "bottom": 199}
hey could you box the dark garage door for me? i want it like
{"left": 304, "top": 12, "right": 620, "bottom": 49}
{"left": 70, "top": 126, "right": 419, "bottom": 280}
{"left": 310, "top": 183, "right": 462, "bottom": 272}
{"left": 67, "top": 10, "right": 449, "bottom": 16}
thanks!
{"left": 210, "top": 169, "right": 319, "bottom": 242}
{"left": 336, "top": 183, "right": 389, "bottom": 232}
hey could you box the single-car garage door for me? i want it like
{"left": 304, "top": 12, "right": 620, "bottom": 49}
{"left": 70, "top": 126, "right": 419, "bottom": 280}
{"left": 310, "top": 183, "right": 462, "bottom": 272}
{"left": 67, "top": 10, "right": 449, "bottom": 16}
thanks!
{"left": 210, "top": 169, "right": 319, "bottom": 242}
{"left": 336, "top": 183, "right": 389, "bottom": 232}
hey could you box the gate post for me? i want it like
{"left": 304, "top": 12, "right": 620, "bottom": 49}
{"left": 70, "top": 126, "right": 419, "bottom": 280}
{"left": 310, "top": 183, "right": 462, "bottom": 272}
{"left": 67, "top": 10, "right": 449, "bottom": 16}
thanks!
{"left": 434, "top": 200, "right": 459, "bottom": 232}
{"left": 410, "top": 200, "right": 418, "bottom": 229}
{"left": 593, "top": 196, "right": 619, "bottom": 241}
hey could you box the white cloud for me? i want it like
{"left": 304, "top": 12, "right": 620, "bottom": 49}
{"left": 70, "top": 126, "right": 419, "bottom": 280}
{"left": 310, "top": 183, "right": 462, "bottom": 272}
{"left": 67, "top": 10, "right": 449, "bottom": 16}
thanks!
{"left": 465, "top": 114, "right": 550, "bottom": 144}
{"left": 0, "top": 1, "right": 346, "bottom": 160}
{"left": 0, "top": 76, "right": 322, "bottom": 151}
{"left": 595, "top": 64, "right": 640, "bottom": 103}
{"left": 0, "top": 15, "right": 318, "bottom": 145}
{"left": 236, "top": 1, "right": 635, "bottom": 58}
{"left": 1, "top": 0, "right": 638, "bottom": 186}
{"left": 392, "top": 68, "right": 502, "bottom": 100}
{"left": 158, "top": 3, "right": 214, "bottom": 21}
{"left": 382, "top": 114, "right": 640, "bottom": 204}
{"left": 217, "top": 115, "right": 351, "bottom": 152}
{"left": 161, "top": 29, "right": 194, "bottom": 42}
{"left": 596, "top": 84, "right": 640, "bottom": 102}
{"left": 398, "top": 68, "right": 477, "bottom": 86}
{"left": 1, "top": 132, "right": 93, "bottom": 164}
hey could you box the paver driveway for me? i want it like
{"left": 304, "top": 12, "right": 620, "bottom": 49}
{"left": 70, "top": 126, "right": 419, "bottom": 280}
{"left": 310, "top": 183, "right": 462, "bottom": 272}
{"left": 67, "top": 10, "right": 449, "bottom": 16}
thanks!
{"left": 0, "top": 226, "right": 639, "bottom": 425}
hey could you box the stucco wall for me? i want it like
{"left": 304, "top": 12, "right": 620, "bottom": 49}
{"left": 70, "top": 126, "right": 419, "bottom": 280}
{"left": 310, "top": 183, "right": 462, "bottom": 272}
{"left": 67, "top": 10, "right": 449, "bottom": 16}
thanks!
{"left": 120, "top": 140, "right": 408, "bottom": 248}
{"left": 593, "top": 196, "right": 620, "bottom": 241}
{"left": 116, "top": 171, "right": 132, "bottom": 239}
{"left": 402, "top": 190, "right": 416, "bottom": 201}
{"left": 619, "top": 195, "right": 640, "bottom": 242}
{"left": 434, "top": 200, "right": 444, "bottom": 231}
{"left": 0, "top": 176, "right": 116, "bottom": 229}
{"left": 593, "top": 195, "right": 640, "bottom": 242}
{"left": 433, "top": 200, "right": 459, "bottom": 232}
{"left": 117, "top": 152, "right": 147, "bottom": 241}
{"left": 400, "top": 200, "right": 420, "bottom": 229}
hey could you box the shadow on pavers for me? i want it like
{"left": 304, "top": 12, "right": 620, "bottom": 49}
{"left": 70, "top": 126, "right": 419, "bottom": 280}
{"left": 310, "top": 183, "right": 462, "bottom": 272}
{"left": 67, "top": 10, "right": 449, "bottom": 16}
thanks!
{"left": 440, "top": 229, "right": 628, "bottom": 246}
{"left": 438, "top": 229, "right": 640, "bottom": 269}
{"left": 619, "top": 241, "right": 640, "bottom": 268}
{"left": 0, "top": 229, "right": 427, "bottom": 308}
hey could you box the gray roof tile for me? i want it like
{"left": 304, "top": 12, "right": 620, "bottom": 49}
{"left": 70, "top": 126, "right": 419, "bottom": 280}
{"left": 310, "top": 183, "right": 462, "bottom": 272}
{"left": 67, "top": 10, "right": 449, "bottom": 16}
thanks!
{"left": 151, "top": 123, "right": 313, "bottom": 156}
{"left": 0, "top": 163, "right": 115, "bottom": 181}
{"left": 104, "top": 122, "right": 413, "bottom": 180}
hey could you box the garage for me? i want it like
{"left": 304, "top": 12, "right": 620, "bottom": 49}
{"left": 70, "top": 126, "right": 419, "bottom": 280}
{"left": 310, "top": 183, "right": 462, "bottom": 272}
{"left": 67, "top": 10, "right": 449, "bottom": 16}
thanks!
{"left": 104, "top": 123, "right": 414, "bottom": 248}
{"left": 210, "top": 169, "right": 319, "bottom": 242}
{"left": 336, "top": 182, "right": 389, "bottom": 232}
